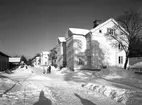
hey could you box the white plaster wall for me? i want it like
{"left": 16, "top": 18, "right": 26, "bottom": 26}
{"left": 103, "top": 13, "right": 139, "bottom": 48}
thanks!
{"left": 91, "top": 20, "right": 127, "bottom": 67}
{"left": 56, "top": 43, "right": 63, "bottom": 67}
{"left": 73, "top": 35, "right": 87, "bottom": 70}
{"left": 41, "top": 54, "right": 49, "bottom": 66}
{"left": 73, "top": 35, "right": 87, "bottom": 53}
{"left": 116, "top": 50, "right": 127, "bottom": 67}
{"left": 66, "top": 37, "right": 74, "bottom": 70}
{"left": 91, "top": 34, "right": 117, "bottom": 66}
{"left": 66, "top": 35, "right": 87, "bottom": 70}
{"left": 36, "top": 57, "right": 41, "bottom": 65}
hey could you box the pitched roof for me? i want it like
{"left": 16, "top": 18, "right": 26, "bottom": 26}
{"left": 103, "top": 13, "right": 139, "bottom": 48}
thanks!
{"left": 0, "top": 51, "right": 9, "bottom": 57}
{"left": 90, "top": 18, "right": 129, "bottom": 35}
{"left": 68, "top": 28, "right": 90, "bottom": 35}
{"left": 58, "top": 37, "right": 66, "bottom": 42}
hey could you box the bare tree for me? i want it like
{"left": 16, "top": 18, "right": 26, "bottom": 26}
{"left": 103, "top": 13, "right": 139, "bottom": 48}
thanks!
{"left": 106, "top": 9, "right": 142, "bottom": 69}
{"left": 91, "top": 40, "right": 105, "bottom": 69}
{"left": 49, "top": 47, "right": 57, "bottom": 67}
{"left": 21, "top": 55, "right": 28, "bottom": 64}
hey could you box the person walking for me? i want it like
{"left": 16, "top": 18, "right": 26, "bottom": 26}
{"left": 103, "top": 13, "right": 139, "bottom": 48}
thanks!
{"left": 47, "top": 65, "right": 51, "bottom": 74}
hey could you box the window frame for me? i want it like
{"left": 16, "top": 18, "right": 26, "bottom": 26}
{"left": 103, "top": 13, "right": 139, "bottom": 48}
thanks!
{"left": 118, "top": 56, "right": 123, "bottom": 64}
{"left": 107, "top": 28, "right": 115, "bottom": 35}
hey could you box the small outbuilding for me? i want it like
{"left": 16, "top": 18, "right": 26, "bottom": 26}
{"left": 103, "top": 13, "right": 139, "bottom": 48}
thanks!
{"left": 0, "top": 51, "right": 9, "bottom": 71}
{"left": 9, "top": 57, "right": 21, "bottom": 69}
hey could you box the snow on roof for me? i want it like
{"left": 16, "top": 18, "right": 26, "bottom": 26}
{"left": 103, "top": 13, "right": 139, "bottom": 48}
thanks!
{"left": 41, "top": 51, "right": 50, "bottom": 55}
{"left": 58, "top": 37, "right": 66, "bottom": 42}
{"left": 9, "top": 57, "right": 21, "bottom": 62}
{"left": 68, "top": 28, "right": 90, "bottom": 35}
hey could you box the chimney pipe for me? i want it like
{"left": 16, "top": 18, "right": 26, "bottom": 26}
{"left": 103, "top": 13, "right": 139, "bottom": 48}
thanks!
{"left": 93, "top": 20, "right": 101, "bottom": 28}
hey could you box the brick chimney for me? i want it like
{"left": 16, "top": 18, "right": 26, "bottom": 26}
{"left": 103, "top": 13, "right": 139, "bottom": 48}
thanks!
{"left": 93, "top": 20, "right": 101, "bottom": 28}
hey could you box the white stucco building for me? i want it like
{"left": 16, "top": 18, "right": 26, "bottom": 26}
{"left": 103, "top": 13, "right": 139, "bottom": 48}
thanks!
{"left": 40, "top": 51, "right": 50, "bottom": 66}
{"left": 87, "top": 18, "right": 129, "bottom": 69}
{"left": 56, "top": 37, "right": 66, "bottom": 68}
{"left": 65, "top": 18, "right": 129, "bottom": 70}
{"left": 35, "top": 56, "right": 41, "bottom": 67}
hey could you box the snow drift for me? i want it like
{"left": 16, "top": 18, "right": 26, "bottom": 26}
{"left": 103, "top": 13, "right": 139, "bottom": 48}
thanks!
{"left": 82, "top": 83, "right": 142, "bottom": 105}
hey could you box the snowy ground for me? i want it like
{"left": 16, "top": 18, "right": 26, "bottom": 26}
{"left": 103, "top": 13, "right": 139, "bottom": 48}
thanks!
{"left": 56, "top": 67, "right": 142, "bottom": 105}
{"left": 0, "top": 66, "right": 142, "bottom": 105}
{"left": 0, "top": 66, "right": 124, "bottom": 105}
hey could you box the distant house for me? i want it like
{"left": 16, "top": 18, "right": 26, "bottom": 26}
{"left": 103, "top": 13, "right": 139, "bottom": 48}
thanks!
{"left": 9, "top": 57, "right": 21, "bottom": 69}
{"left": 31, "top": 51, "right": 50, "bottom": 67}
{"left": 40, "top": 51, "right": 50, "bottom": 66}
{"left": 56, "top": 37, "right": 66, "bottom": 68}
{"left": 35, "top": 56, "right": 41, "bottom": 67}
{"left": 65, "top": 18, "right": 129, "bottom": 70}
{"left": 0, "top": 51, "right": 9, "bottom": 71}
{"left": 9, "top": 57, "right": 21, "bottom": 65}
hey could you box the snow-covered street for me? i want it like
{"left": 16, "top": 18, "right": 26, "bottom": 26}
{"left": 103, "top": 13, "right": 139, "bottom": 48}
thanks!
{"left": 0, "top": 66, "right": 124, "bottom": 105}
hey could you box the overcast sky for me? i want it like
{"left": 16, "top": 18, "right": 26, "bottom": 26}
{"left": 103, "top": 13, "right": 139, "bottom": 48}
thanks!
{"left": 0, "top": 0, "right": 142, "bottom": 58}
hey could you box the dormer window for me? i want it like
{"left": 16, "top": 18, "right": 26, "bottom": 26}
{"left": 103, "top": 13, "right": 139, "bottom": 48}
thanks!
{"left": 107, "top": 28, "right": 115, "bottom": 35}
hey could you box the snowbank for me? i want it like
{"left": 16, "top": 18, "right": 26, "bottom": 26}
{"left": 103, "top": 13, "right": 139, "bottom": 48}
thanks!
{"left": 13, "top": 66, "right": 33, "bottom": 74}
{"left": 82, "top": 83, "right": 142, "bottom": 105}
{"left": 54, "top": 67, "right": 72, "bottom": 75}
{"left": 2, "top": 81, "right": 56, "bottom": 104}
{"left": 104, "top": 73, "right": 122, "bottom": 79}
{"left": 29, "top": 75, "right": 51, "bottom": 80}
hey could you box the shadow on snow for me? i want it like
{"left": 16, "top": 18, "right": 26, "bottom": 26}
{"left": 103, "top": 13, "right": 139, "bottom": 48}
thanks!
{"left": 33, "top": 90, "right": 52, "bottom": 105}
{"left": 74, "top": 93, "right": 97, "bottom": 105}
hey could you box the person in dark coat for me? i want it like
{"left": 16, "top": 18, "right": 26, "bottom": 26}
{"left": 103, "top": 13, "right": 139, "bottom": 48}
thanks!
{"left": 48, "top": 65, "right": 51, "bottom": 73}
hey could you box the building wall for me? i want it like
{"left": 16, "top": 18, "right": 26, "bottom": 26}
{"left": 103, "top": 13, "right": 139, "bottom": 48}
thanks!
{"left": 35, "top": 57, "right": 41, "bottom": 66}
{"left": 90, "top": 34, "right": 117, "bottom": 68}
{"left": 40, "top": 52, "right": 49, "bottom": 66}
{"left": 73, "top": 35, "right": 87, "bottom": 70}
{"left": 0, "top": 54, "right": 9, "bottom": 71}
{"left": 90, "top": 20, "right": 127, "bottom": 68}
{"left": 66, "top": 35, "right": 87, "bottom": 70}
{"left": 66, "top": 37, "right": 74, "bottom": 70}
{"left": 86, "top": 33, "right": 92, "bottom": 69}
{"left": 65, "top": 19, "right": 128, "bottom": 70}
{"left": 62, "top": 42, "right": 67, "bottom": 67}
{"left": 56, "top": 43, "right": 63, "bottom": 67}
{"left": 56, "top": 44, "right": 61, "bottom": 67}
{"left": 56, "top": 42, "right": 66, "bottom": 67}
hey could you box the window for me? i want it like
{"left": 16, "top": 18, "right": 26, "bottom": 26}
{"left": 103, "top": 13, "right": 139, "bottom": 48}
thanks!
{"left": 67, "top": 42, "right": 72, "bottom": 48}
{"left": 118, "top": 56, "right": 123, "bottom": 64}
{"left": 107, "top": 28, "right": 115, "bottom": 35}
{"left": 78, "top": 58, "right": 84, "bottom": 65}
{"left": 118, "top": 44, "right": 122, "bottom": 50}
{"left": 99, "top": 30, "right": 102, "bottom": 33}
{"left": 45, "top": 62, "right": 47, "bottom": 65}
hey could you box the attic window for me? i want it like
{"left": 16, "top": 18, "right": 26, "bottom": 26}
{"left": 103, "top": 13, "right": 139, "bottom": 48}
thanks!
{"left": 107, "top": 28, "right": 115, "bottom": 35}
{"left": 118, "top": 44, "right": 122, "bottom": 50}
{"left": 99, "top": 30, "right": 102, "bottom": 33}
